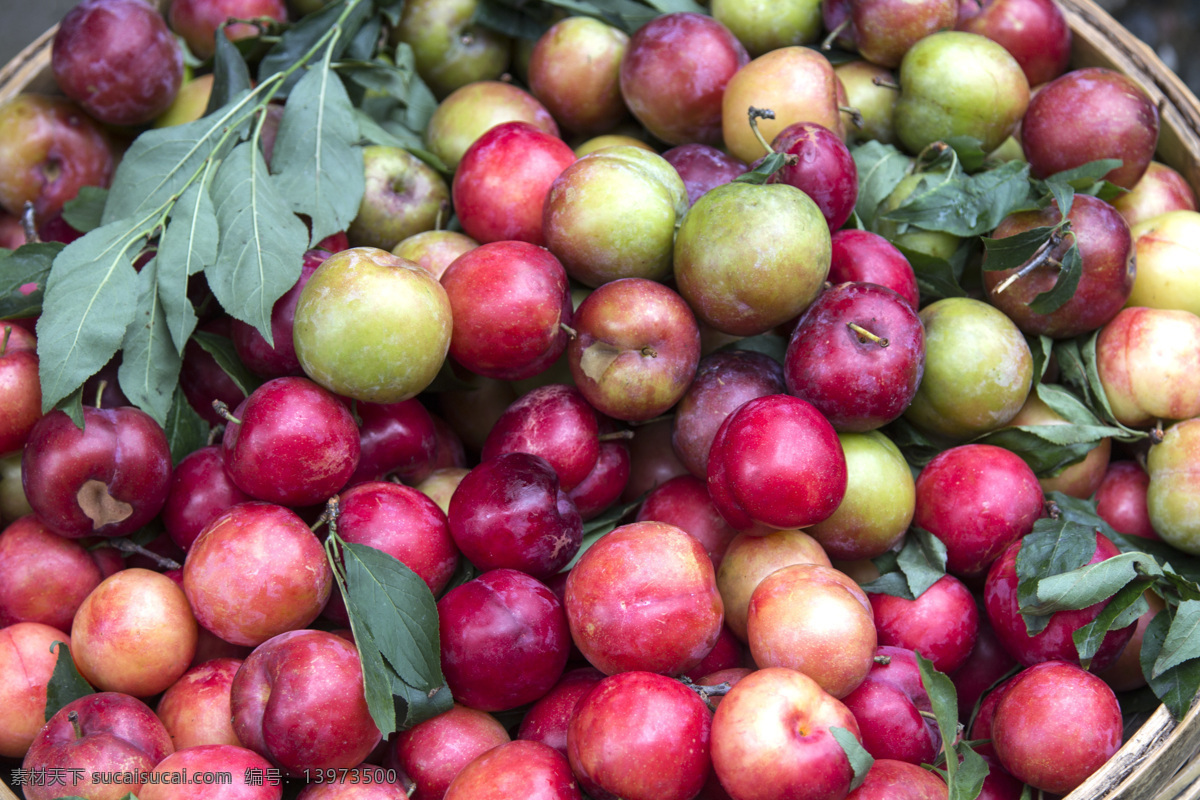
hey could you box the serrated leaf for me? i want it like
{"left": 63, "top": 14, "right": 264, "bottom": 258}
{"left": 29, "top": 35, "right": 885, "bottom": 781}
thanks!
{"left": 1027, "top": 333, "right": 1053, "bottom": 384}
{"left": 36, "top": 221, "right": 145, "bottom": 411}
{"left": 392, "top": 44, "right": 438, "bottom": 133}
{"left": 208, "top": 141, "right": 308, "bottom": 345}
{"left": 860, "top": 570, "right": 915, "bottom": 600}
{"left": 391, "top": 668, "right": 453, "bottom": 729}
{"left": 951, "top": 744, "right": 989, "bottom": 800}
{"left": 1035, "top": 382, "right": 1100, "bottom": 426}
{"left": 1141, "top": 609, "right": 1200, "bottom": 720}
{"left": 55, "top": 386, "right": 85, "bottom": 429}
{"left": 346, "top": 14, "right": 382, "bottom": 60}
{"left": 271, "top": 62, "right": 365, "bottom": 246}
{"left": 117, "top": 259, "right": 181, "bottom": 426}
{"left": 943, "top": 136, "right": 987, "bottom": 173}
{"left": 1044, "top": 158, "right": 1125, "bottom": 192}
{"left": 1029, "top": 550, "right": 1160, "bottom": 614}
{"left": 1073, "top": 580, "right": 1150, "bottom": 668}
{"left": 336, "top": 597, "right": 397, "bottom": 735}
{"left": 980, "top": 225, "right": 1057, "bottom": 273}
{"left": 163, "top": 385, "right": 210, "bottom": 464}
{"left": 1015, "top": 518, "right": 1096, "bottom": 635}
{"left": 897, "top": 526, "right": 948, "bottom": 598}
{"left": 355, "top": 107, "right": 423, "bottom": 149}
{"left": 45, "top": 641, "right": 94, "bottom": 721}
{"left": 733, "top": 152, "right": 790, "bottom": 185}
{"left": 0, "top": 242, "right": 63, "bottom": 319}
{"left": 102, "top": 91, "right": 255, "bottom": 225}
{"left": 1027, "top": 241, "right": 1083, "bottom": 315}
{"left": 258, "top": 0, "right": 374, "bottom": 95}
{"left": 880, "top": 160, "right": 1032, "bottom": 237}
{"left": 192, "top": 329, "right": 263, "bottom": 397}
{"left": 157, "top": 179, "right": 216, "bottom": 354}
{"left": 1153, "top": 600, "right": 1200, "bottom": 678}
{"left": 61, "top": 186, "right": 109, "bottom": 233}
{"left": 974, "top": 427, "right": 1114, "bottom": 478}
{"left": 830, "top": 726, "right": 873, "bottom": 791}
{"left": 205, "top": 32, "right": 253, "bottom": 116}
{"left": 852, "top": 141, "right": 910, "bottom": 230}
{"left": 1045, "top": 177, "right": 1075, "bottom": 221}
{"left": 339, "top": 540, "right": 448, "bottom": 732}
{"left": 1079, "top": 329, "right": 1144, "bottom": 439}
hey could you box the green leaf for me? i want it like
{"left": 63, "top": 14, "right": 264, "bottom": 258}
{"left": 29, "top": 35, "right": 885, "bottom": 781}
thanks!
{"left": 830, "top": 726, "right": 873, "bottom": 791}
{"left": 336, "top": 604, "right": 397, "bottom": 735}
{"left": 980, "top": 225, "right": 1057, "bottom": 273}
{"left": 345, "top": 14, "right": 382, "bottom": 60}
{"left": 0, "top": 242, "right": 62, "bottom": 319}
{"left": 117, "top": 259, "right": 182, "bottom": 426}
{"left": 1141, "top": 609, "right": 1200, "bottom": 720}
{"left": 45, "top": 641, "right": 94, "bottom": 721}
{"left": 1029, "top": 550, "right": 1161, "bottom": 614}
{"left": 851, "top": 141, "right": 910, "bottom": 230}
{"left": 338, "top": 539, "right": 449, "bottom": 734}
{"left": 473, "top": 0, "right": 553, "bottom": 39}
{"left": 208, "top": 141, "right": 308, "bottom": 345}
{"left": 1073, "top": 580, "right": 1150, "bottom": 669}
{"left": 36, "top": 220, "right": 145, "bottom": 411}
{"left": 974, "top": 426, "right": 1115, "bottom": 478}
{"left": 896, "top": 526, "right": 948, "bottom": 598}
{"left": 879, "top": 160, "right": 1032, "bottom": 237}
{"left": 1027, "top": 333, "right": 1053, "bottom": 385}
{"left": 1014, "top": 518, "right": 1096, "bottom": 635}
{"left": 101, "top": 91, "right": 256, "bottom": 225}
{"left": 732, "top": 151, "right": 791, "bottom": 185}
{"left": 916, "top": 653, "right": 962, "bottom": 791}
{"left": 1035, "top": 382, "right": 1100, "bottom": 426}
{"left": 860, "top": 570, "right": 914, "bottom": 600}
{"left": 205, "top": 32, "right": 253, "bottom": 116}
{"left": 391, "top": 667, "right": 454, "bottom": 730}
{"left": 642, "top": 0, "right": 707, "bottom": 12}
{"left": 943, "top": 136, "right": 987, "bottom": 173}
{"left": 896, "top": 244, "right": 968, "bottom": 302}
{"left": 271, "top": 62, "right": 365, "bottom": 246}
{"left": 55, "top": 386, "right": 86, "bottom": 429}
{"left": 192, "top": 329, "right": 263, "bottom": 398}
{"left": 259, "top": 0, "right": 374, "bottom": 95}
{"left": 441, "top": 557, "right": 478, "bottom": 597}
{"left": 880, "top": 415, "right": 944, "bottom": 470}
{"left": 1153, "top": 599, "right": 1200, "bottom": 678}
{"left": 162, "top": 385, "right": 210, "bottom": 464}
{"left": 61, "top": 186, "right": 109, "bottom": 233}
{"left": 951, "top": 744, "right": 989, "bottom": 800}
{"left": 157, "top": 179, "right": 216, "bottom": 354}
{"left": 355, "top": 107, "right": 423, "bottom": 150}
{"left": 392, "top": 44, "right": 438, "bottom": 133}
{"left": 1044, "top": 158, "right": 1124, "bottom": 192}
{"left": 1027, "top": 241, "right": 1082, "bottom": 315}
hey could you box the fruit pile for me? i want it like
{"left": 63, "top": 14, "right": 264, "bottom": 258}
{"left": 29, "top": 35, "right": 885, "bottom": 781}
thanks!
{"left": 2, "top": 0, "right": 1200, "bottom": 798}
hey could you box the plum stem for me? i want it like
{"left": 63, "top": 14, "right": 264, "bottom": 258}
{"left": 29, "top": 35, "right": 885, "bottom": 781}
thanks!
{"left": 821, "top": 19, "right": 849, "bottom": 51}
{"left": 992, "top": 230, "right": 1066, "bottom": 295}
{"left": 679, "top": 675, "right": 733, "bottom": 710}
{"left": 1044, "top": 499, "right": 1061, "bottom": 520}
{"left": 94, "top": 380, "right": 107, "bottom": 409}
{"left": 848, "top": 323, "right": 888, "bottom": 347}
{"left": 20, "top": 202, "right": 39, "bottom": 244}
{"left": 1, "top": 325, "right": 10, "bottom": 358}
{"left": 873, "top": 654, "right": 892, "bottom": 665}
{"left": 640, "top": 346, "right": 658, "bottom": 358}
{"left": 206, "top": 425, "right": 223, "bottom": 447}
{"left": 840, "top": 105, "right": 864, "bottom": 130}
{"left": 314, "top": 495, "right": 341, "bottom": 535}
{"left": 598, "top": 430, "right": 634, "bottom": 442}
{"left": 872, "top": 76, "right": 901, "bottom": 91}
{"left": 101, "top": 538, "right": 182, "bottom": 571}
{"left": 68, "top": 710, "right": 83, "bottom": 740}
{"left": 560, "top": 323, "right": 578, "bottom": 339}
{"left": 212, "top": 400, "right": 242, "bottom": 426}
{"left": 1151, "top": 420, "right": 1165, "bottom": 445}
{"left": 747, "top": 107, "right": 777, "bottom": 156}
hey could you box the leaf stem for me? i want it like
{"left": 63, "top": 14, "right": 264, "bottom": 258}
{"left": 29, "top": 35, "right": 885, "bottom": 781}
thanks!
{"left": 747, "top": 107, "right": 777, "bottom": 157}
{"left": 993, "top": 230, "right": 1065, "bottom": 295}
{"left": 211, "top": 399, "right": 242, "bottom": 426}
{"left": 20, "top": 202, "right": 39, "bottom": 244}
{"left": 100, "top": 538, "right": 182, "bottom": 571}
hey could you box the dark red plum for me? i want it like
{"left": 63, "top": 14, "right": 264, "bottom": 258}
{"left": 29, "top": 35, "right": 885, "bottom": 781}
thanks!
{"left": 850, "top": 0, "right": 957, "bottom": 68}
{"left": 868, "top": 574, "right": 980, "bottom": 674}
{"left": 618, "top": 13, "right": 749, "bottom": 145}
{"left": 389, "top": 703, "right": 510, "bottom": 800}
{"left": 784, "top": 283, "right": 925, "bottom": 432}
{"left": 950, "top": 615, "right": 1018, "bottom": 725}
{"left": 662, "top": 144, "right": 749, "bottom": 207}
{"left": 22, "top": 406, "right": 171, "bottom": 539}
{"left": 444, "top": 739, "right": 581, "bottom": 800}
{"left": 1094, "top": 460, "right": 1159, "bottom": 540}
{"left": 621, "top": 417, "right": 689, "bottom": 504}
{"left": 671, "top": 349, "right": 786, "bottom": 479}
{"left": 567, "top": 670, "right": 712, "bottom": 800}
{"left": 438, "top": 569, "right": 571, "bottom": 711}
{"left": 447, "top": 452, "right": 582, "bottom": 578}
{"left": 636, "top": 474, "right": 739, "bottom": 569}
{"left": 349, "top": 398, "right": 438, "bottom": 485}
{"left": 828, "top": 230, "right": 920, "bottom": 310}
{"left": 221, "top": 377, "right": 360, "bottom": 508}
{"left": 567, "top": 418, "right": 631, "bottom": 521}
{"left": 840, "top": 646, "right": 941, "bottom": 765}
{"left": 482, "top": 384, "right": 600, "bottom": 492}
{"left": 682, "top": 624, "right": 745, "bottom": 682}
{"left": 983, "top": 533, "right": 1137, "bottom": 671}
{"left": 914, "top": 444, "right": 1044, "bottom": 579}
{"left": 708, "top": 394, "right": 847, "bottom": 530}
{"left": 517, "top": 667, "right": 604, "bottom": 758}
{"left": 1021, "top": 67, "right": 1159, "bottom": 190}
{"left": 162, "top": 445, "right": 252, "bottom": 551}
{"left": 770, "top": 122, "right": 858, "bottom": 232}
{"left": 179, "top": 318, "right": 247, "bottom": 427}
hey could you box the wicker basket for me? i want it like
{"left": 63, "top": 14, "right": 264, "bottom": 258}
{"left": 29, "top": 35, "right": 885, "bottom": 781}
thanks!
{"left": 2, "top": 1, "right": 1200, "bottom": 799}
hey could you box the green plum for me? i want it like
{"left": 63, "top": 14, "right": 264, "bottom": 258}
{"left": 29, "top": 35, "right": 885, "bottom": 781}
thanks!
{"left": 1147, "top": 418, "right": 1200, "bottom": 556}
